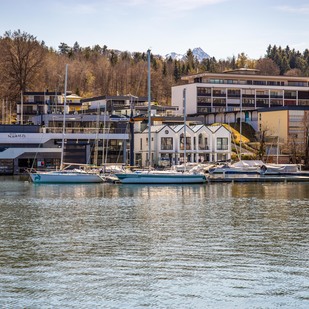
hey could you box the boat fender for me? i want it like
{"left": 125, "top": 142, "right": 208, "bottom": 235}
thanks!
{"left": 261, "top": 165, "right": 267, "bottom": 173}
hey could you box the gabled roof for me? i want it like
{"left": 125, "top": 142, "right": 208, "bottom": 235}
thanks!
{"left": 143, "top": 125, "right": 166, "bottom": 133}
{"left": 141, "top": 124, "right": 230, "bottom": 136}
{"left": 170, "top": 124, "right": 196, "bottom": 133}
{"left": 190, "top": 124, "right": 204, "bottom": 133}
{"left": 208, "top": 124, "right": 230, "bottom": 134}
{"left": 170, "top": 125, "right": 183, "bottom": 133}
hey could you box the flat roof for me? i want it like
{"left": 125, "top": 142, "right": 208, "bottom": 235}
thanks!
{"left": 181, "top": 71, "right": 309, "bottom": 82}
{"left": 258, "top": 106, "right": 309, "bottom": 112}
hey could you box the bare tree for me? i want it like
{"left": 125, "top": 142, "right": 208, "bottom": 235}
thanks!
{"left": 255, "top": 58, "right": 280, "bottom": 75}
{"left": 302, "top": 112, "right": 309, "bottom": 167}
{"left": 255, "top": 126, "right": 271, "bottom": 161}
{"left": 0, "top": 30, "right": 47, "bottom": 98}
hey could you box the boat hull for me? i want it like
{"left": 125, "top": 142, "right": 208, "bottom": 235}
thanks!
{"left": 209, "top": 168, "right": 260, "bottom": 175}
{"left": 30, "top": 172, "right": 104, "bottom": 184}
{"left": 115, "top": 172, "right": 207, "bottom": 184}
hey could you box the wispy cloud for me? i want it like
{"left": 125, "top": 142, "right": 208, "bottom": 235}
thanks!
{"left": 157, "top": 0, "right": 227, "bottom": 11}
{"left": 276, "top": 5, "right": 309, "bottom": 14}
{"left": 51, "top": 1, "right": 98, "bottom": 15}
{"left": 123, "top": 0, "right": 227, "bottom": 11}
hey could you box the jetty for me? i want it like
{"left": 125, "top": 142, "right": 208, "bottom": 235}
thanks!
{"left": 208, "top": 174, "right": 309, "bottom": 183}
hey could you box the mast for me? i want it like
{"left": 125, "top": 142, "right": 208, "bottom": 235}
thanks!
{"left": 93, "top": 103, "right": 100, "bottom": 166}
{"left": 129, "top": 95, "right": 135, "bottom": 167}
{"left": 239, "top": 88, "right": 242, "bottom": 161}
{"left": 147, "top": 49, "right": 152, "bottom": 167}
{"left": 183, "top": 88, "right": 187, "bottom": 170}
{"left": 60, "top": 64, "right": 68, "bottom": 170}
{"left": 20, "top": 91, "right": 23, "bottom": 125}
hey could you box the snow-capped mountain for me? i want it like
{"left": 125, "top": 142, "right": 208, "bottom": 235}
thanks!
{"left": 165, "top": 47, "right": 210, "bottom": 62}
{"left": 165, "top": 52, "right": 184, "bottom": 61}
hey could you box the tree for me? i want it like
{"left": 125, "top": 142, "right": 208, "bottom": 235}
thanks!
{"left": 255, "top": 58, "right": 280, "bottom": 75}
{"left": 173, "top": 61, "right": 181, "bottom": 82}
{"left": 256, "top": 126, "right": 270, "bottom": 161}
{"left": 303, "top": 112, "right": 309, "bottom": 167}
{"left": 236, "top": 52, "right": 248, "bottom": 68}
{"left": 0, "top": 29, "right": 47, "bottom": 97}
{"left": 284, "top": 68, "right": 302, "bottom": 77}
{"left": 58, "top": 42, "right": 70, "bottom": 54}
{"left": 73, "top": 41, "right": 81, "bottom": 54}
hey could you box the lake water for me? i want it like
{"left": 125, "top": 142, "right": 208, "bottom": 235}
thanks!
{"left": 0, "top": 176, "right": 308, "bottom": 308}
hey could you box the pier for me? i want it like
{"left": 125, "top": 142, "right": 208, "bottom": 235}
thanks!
{"left": 208, "top": 174, "right": 309, "bottom": 183}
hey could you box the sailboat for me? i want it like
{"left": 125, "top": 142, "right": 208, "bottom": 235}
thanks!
{"left": 29, "top": 65, "right": 104, "bottom": 184}
{"left": 115, "top": 50, "right": 207, "bottom": 184}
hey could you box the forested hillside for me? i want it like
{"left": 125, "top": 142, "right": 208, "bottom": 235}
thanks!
{"left": 1, "top": 30, "right": 309, "bottom": 113}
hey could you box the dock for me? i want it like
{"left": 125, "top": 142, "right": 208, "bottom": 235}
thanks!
{"left": 208, "top": 174, "right": 309, "bottom": 183}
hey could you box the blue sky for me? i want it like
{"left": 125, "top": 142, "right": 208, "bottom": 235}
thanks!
{"left": 1, "top": 0, "right": 308, "bottom": 59}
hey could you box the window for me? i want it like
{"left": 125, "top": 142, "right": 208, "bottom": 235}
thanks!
{"left": 180, "top": 134, "right": 191, "bottom": 150}
{"left": 161, "top": 137, "right": 173, "bottom": 150}
{"left": 198, "top": 134, "right": 208, "bottom": 150}
{"left": 140, "top": 138, "right": 142, "bottom": 151}
{"left": 217, "top": 137, "right": 228, "bottom": 150}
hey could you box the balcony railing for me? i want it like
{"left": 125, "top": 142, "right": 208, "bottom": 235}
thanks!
{"left": 44, "top": 127, "right": 128, "bottom": 134}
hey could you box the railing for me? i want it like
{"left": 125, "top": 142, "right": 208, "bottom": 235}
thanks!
{"left": 43, "top": 127, "right": 128, "bottom": 134}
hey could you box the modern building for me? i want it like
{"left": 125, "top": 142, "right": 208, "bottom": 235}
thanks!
{"left": 258, "top": 106, "right": 309, "bottom": 163}
{"left": 1, "top": 94, "right": 181, "bottom": 174}
{"left": 81, "top": 95, "right": 178, "bottom": 117}
{"left": 0, "top": 122, "right": 129, "bottom": 175}
{"left": 134, "top": 124, "right": 231, "bottom": 167}
{"left": 172, "top": 69, "right": 309, "bottom": 127}
{"left": 17, "top": 91, "right": 83, "bottom": 124}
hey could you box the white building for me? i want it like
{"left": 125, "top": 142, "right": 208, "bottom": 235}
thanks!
{"left": 172, "top": 69, "right": 309, "bottom": 128}
{"left": 134, "top": 124, "right": 231, "bottom": 167}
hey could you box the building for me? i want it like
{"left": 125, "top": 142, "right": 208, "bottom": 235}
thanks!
{"left": 0, "top": 122, "right": 129, "bottom": 175}
{"left": 134, "top": 124, "right": 231, "bottom": 167}
{"left": 81, "top": 95, "right": 178, "bottom": 117}
{"left": 17, "top": 91, "right": 83, "bottom": 124}
{"left": 258, "top": 106, "right": 309, "bottom": 163}
{"left": 1, "top": 94, "right": 181, "bottom": 175}
{"left": 172, "top": 69, "right": 309, "bottom": 127}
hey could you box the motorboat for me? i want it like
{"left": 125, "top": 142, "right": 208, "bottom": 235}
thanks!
{"left": 115, "top": 170, "right": 207, "bottom": 184}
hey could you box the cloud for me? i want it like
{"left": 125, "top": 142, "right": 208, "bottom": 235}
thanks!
{"left": 276, "top": 5, "right": 309, "bottom": 14}
{"left": 159, "top": 0, "right": 227, "bottom": 11}
{"left": 51, "top": 1, "right": 99, "bottom": 15}
{"left": 123, "top": 0, "right": 227, "bottom": 11}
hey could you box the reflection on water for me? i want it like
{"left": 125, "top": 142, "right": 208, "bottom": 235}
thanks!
{"left": 0, "top": 177, "right": 309, "bottom": 308}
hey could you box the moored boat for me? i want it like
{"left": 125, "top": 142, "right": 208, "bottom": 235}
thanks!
{"left": 209, "top": 160, "right": 261, "bottom": 175}
{"left": 28, "top": 64, "right": 104, "bottom": 184}
{"left": 30, "top": 170, "right": 104, "bottom": 184}
{"left": 115, "top": 170, "right": 207, "bottom": 184}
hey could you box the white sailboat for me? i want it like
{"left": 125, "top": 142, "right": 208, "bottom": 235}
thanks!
{"left": 29, "top": 65, "right": 103, "bottom": 184}
{"left": 115, "top": 50, "right": 207, "bottom": 184}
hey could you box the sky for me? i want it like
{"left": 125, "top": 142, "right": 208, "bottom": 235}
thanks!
{"left": 1, "top": 0, "right": 308, "bottom": 59}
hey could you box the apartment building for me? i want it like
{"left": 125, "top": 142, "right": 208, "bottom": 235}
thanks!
{"left": 134, "top": 124, "right": 231, "bottom": 167}
{"left": 172, "top": 69, "right": 309, "bottom": 125}
{"left": 16, "top": 91, "right": 83, "bottom": 124}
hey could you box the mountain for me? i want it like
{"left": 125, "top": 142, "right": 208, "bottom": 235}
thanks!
{"left": 192, "top": 47, "right": 211, "bottom": 62}
{"left": 165, "top": 47, "right": 210, "bottom": 62}
{"left": 165, "top": 52, "right": 184, "bottom": 61}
